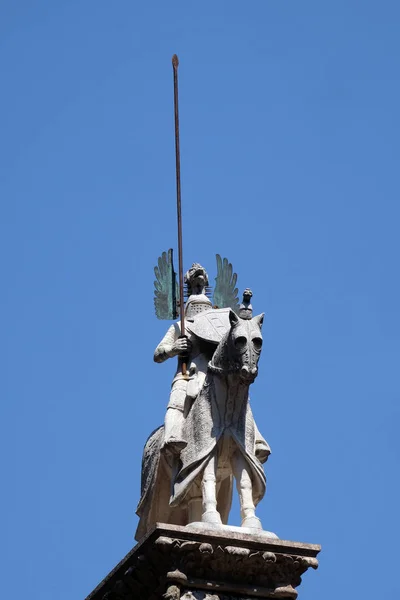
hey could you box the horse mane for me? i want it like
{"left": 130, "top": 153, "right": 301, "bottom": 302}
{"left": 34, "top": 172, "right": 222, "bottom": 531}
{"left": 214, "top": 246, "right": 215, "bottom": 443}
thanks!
{"left": 208, "top": 329, "right": 235, "bottom": 375}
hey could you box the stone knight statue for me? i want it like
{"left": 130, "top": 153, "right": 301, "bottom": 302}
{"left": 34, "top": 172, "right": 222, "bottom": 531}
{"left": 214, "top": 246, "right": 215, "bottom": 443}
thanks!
{"left": 135, "top": 252, "right": 271, "bottom": 541}
{"left": 154, "top": 262, "right": 214, "bottom": 455}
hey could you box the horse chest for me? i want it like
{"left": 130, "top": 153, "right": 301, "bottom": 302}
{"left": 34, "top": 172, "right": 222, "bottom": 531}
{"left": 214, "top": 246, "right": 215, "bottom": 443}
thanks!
{"left": 217, "top": 432, "right": 236, "bottom": 474}
{"left": 214, "top": 379, "right": 247, "bottom": 429}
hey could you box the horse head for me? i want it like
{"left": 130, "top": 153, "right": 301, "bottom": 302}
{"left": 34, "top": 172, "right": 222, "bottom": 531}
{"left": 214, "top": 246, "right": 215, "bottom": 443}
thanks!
{"left": 209, "top": 310, "right": 264, "bottom": 383}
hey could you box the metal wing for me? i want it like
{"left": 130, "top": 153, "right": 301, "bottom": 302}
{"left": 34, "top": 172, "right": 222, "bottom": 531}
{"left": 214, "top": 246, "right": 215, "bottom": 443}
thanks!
{"left": 154, "top": 249, "right": 179, "bottom": 320}
{"left": 213, "top": 254, "right": 240, "bottom": 314}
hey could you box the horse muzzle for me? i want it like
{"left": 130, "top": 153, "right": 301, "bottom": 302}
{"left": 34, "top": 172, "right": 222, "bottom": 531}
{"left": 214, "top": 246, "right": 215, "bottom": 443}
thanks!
{"left": 240, "top": 366, "right": 258, "bottom": 382}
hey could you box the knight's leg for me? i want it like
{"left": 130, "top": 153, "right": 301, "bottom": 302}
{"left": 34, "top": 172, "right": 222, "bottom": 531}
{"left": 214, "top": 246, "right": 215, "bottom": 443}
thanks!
{"left": 201, "top": 453, "right": 222, "bottom": 525}
{"left": 163, "top": 408, "right": 187, "bottom": 455}
{"left": 164, "top": 407, "right": 183, "bottom": 441}
{"left": 231, "top": 450, "right": 262, "bottom": 530}
{"left": 163, "top": 380, "right": 187, "bottom": 454}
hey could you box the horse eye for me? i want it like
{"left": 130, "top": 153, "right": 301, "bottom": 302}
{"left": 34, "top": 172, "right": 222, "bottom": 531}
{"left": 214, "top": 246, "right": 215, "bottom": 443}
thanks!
{"left": 234, "top": 336, "right": 247, "bottom": 349}
{"left": 253, "top": 337, "right": 263, "bottom": 350}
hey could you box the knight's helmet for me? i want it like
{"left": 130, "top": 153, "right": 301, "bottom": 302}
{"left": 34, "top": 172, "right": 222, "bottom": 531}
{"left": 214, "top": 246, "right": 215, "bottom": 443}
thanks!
{"left": 184, "top": 263, "right": 213, "bottom": 318}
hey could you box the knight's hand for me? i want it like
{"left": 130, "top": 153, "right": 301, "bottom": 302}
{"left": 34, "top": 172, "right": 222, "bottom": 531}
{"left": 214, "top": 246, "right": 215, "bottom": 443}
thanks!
{"left": 172, "top": 336, "right": 192, "bottom": 356}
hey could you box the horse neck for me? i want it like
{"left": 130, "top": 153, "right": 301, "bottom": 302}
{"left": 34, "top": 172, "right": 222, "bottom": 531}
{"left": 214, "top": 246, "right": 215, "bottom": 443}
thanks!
{"left": 211, "top": 370, "right": 251, "bottom": 403}
{"left": 209, "top": 332, "right": 235, "bottom": 374}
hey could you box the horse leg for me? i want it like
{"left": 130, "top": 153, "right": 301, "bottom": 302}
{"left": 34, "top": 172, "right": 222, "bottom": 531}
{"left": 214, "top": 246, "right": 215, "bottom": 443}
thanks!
{"left": 231, "top": 450, "right": 262, "bottom": 530}
{"left": 187, "top": 479, "right": 203, "bottom": 524}
{"left": 201, "top": 453, "right": 222, "bottom": 525}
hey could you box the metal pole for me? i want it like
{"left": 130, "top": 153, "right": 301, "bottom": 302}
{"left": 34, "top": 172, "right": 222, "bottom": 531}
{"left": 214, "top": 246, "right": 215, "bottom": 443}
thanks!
{"left": 172, "top": 54, "right": 187, "bottom": 376}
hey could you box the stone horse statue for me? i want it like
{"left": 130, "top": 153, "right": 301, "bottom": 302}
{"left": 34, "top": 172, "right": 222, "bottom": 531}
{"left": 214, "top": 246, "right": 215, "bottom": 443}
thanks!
{"left": 135, "top": 310, "right": 270, "bottom": 541}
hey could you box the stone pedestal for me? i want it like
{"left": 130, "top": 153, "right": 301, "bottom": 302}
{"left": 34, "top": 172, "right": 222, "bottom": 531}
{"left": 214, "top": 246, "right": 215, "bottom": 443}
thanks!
{"left": 85, "top": 524, "right": 320, "bottom": 600}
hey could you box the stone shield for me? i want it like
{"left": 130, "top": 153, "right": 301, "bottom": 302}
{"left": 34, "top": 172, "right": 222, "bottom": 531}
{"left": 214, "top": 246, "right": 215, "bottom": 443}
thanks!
{"left": 185, "top": 307, "right": 231, "bottom": 344}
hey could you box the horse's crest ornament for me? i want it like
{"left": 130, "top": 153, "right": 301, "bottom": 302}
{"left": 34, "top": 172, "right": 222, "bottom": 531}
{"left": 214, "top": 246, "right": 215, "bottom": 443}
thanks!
{"left": 135, "top": 55, "right": 273, "bottom": 541}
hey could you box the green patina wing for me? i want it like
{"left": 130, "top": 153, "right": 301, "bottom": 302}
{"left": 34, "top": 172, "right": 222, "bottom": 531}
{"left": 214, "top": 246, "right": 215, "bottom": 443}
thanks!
{"left": 154, "top": 249, "right": 179, "bottom": 320}
{"left": 213, "top": 254, "right": 240, "bottom": 314}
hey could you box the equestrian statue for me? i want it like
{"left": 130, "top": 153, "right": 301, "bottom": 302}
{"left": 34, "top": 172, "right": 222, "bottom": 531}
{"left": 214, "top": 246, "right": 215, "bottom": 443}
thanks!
{"left": 135, "top": 253, "right": 271, "bottom": 541}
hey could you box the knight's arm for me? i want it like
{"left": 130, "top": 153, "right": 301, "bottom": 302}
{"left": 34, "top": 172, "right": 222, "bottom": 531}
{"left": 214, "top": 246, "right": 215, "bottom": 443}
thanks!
{"left": 153, "top": 323, "right": 180, "bottom": 363}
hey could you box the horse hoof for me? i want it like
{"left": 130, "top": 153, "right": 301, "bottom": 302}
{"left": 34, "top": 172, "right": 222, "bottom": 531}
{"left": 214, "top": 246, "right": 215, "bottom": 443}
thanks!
{"left": 241, "top": 516, "right": 262, "bottom": 530}
{"left": 202, "top": 510, "right": 222, "bottom": 525}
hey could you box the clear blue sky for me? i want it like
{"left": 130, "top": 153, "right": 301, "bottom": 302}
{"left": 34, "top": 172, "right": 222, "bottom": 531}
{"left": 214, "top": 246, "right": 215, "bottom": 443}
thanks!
{"left": 1, "top": 2, "right": 399, "bottom": 598}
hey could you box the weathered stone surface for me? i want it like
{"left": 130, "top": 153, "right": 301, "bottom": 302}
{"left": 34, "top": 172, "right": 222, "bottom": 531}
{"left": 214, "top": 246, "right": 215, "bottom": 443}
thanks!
{"left": 85, "top": 523, "right": 320, "bottom": 600}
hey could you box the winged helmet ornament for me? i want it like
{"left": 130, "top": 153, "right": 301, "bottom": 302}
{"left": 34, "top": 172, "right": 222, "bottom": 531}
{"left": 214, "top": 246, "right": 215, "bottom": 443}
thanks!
{"left": 153, "top": 251, "right": 240, "bottom": 319}
{"left": 153, "top": 249, "right": 180, "bottom": 320}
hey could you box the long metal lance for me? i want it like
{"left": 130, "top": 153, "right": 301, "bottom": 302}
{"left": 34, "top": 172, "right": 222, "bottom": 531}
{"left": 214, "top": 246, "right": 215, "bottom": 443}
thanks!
{"left": 172, "top": 54, "right": 187, "bottom": 376}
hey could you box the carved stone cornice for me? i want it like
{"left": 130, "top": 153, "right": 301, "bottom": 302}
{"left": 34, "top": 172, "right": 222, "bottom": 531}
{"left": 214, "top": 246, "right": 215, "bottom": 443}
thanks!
{"left": 85, "top": 524, "right": 320, "bottom": 600}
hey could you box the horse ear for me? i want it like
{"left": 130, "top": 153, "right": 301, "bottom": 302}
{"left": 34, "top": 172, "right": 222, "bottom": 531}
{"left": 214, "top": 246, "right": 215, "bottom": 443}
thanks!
{"left": 229, "top": 310, "right": 240, "bottom": 327}
{"left": 253, "top": 313, "right": 264, "bottom": 329}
